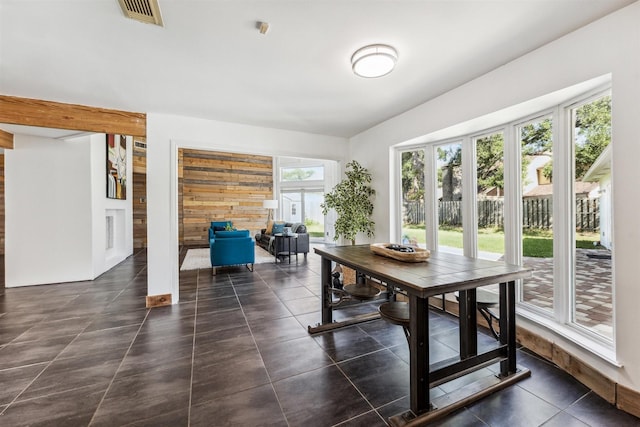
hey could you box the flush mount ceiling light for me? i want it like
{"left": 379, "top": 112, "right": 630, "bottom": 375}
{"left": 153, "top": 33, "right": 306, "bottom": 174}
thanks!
{"left": 351, "top": 44, "right": 398, "bottom": 78}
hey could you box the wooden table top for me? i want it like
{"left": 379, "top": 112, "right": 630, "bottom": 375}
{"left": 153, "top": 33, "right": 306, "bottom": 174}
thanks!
{"left": 315, "top": 245, "right": 532, "bottom": 298}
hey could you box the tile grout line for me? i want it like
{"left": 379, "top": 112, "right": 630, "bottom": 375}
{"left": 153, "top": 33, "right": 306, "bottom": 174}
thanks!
{"left": 86, "top": 306, "right": 152, "bottom": 426}
{"left": 230, "top": 270, "right": 292, "bottom": 427}
{"left": 186, "top": 267, "right": 200, "bottom": 426}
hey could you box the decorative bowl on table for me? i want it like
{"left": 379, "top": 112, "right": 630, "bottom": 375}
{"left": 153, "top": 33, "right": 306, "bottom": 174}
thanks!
{"left": 370, "top": 243, "right": 430, "bottom": 263}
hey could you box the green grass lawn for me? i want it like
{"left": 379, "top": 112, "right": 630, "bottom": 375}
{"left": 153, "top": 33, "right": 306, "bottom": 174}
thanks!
{"left": 402, "top": 224, "right": 601, "bottom": 258}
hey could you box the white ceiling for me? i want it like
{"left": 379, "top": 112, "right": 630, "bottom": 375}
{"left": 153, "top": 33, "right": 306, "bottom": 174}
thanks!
{"left": 0, "top": 0, "right": 635, "bottom": 138}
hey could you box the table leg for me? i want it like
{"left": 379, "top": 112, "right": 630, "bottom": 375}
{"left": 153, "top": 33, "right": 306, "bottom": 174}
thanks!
{"left": 409, "top": 295, "right": 431, "bottom": 414}
{"left": 459, "top": 289, "right": 478, "bottom": 359}
{"left": 499, "top": 280, "right": 517, "bottom": 377}
{"left": 321, "top": 256, "right": 333, "bottom": 324}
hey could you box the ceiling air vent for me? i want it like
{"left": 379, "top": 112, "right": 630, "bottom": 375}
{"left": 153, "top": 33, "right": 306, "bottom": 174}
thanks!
{"left": 118, "top": 0, "right": 164, "bottom": 27}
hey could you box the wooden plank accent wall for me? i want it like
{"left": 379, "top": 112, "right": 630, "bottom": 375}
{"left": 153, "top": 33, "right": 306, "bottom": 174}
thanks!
{"left": 132, "top": 138, "right": 147, "bottom": 248}
{"left": 0, "top": 95, "right": 146, "bottom": 137}
{"left": 0, "top": 129, "right": 13, "bottom": 149}
{"left": 0, "top": 154, "right": 4, "bottom": 255}
{"left": 180, "top": 149, "right": 273, "bottom": 247}
{"left": 178, "top": 149, "right": 184, "bottom": 245}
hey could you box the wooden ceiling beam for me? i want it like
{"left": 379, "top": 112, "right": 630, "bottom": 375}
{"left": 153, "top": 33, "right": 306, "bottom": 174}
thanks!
{"left": 0, "top": 95, "right": 146, "bottom": 137}
{"left": 0, "top": 128, "right": 13, "bottom": 149}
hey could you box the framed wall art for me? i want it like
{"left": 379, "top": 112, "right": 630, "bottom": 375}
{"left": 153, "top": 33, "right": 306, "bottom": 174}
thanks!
{"left": 106, "top": 134, "right": 127, "bottom": 199}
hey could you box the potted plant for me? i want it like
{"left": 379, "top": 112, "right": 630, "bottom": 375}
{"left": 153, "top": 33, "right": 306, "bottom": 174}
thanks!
{"left": 321, "top": 160, "right": 376, "bottom": 245}
{"left": 322, "top": 160, "right": 376, "bottom": 288}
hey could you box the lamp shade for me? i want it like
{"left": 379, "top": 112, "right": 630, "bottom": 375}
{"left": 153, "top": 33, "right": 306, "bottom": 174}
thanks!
{"left": 262, "top": 199, "right": 278, "bottom": 209}
{"left": 351, "top": 44, "right": 398, "bottom": 78}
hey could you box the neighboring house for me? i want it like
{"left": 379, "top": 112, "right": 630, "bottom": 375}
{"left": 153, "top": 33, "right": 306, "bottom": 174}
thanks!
{"left": 582, "top": 144, "right": 612, "bottom": 249}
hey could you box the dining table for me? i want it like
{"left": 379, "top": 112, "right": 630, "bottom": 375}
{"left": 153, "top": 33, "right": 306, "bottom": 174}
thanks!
{"left": 309, "top": 244, "right": 533, "bottom": 426}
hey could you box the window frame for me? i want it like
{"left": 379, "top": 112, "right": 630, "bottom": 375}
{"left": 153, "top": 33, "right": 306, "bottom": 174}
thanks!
{"left": 394, "top": 86, "right": 617, "bottom": 363}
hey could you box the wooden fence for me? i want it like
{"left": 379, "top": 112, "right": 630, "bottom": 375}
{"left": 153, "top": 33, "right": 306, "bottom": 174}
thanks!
{"left": 403, "top": 197, "right": 600, "bottom": 231}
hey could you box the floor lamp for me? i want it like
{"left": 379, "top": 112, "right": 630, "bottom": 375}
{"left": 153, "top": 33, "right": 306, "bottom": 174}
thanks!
{"left": 263, "top": 199, "right": 278, "bottom": 224}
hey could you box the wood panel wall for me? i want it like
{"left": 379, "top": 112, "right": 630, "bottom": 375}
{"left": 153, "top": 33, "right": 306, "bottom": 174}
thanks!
{"left": 132, "top": 138, "right": 147, "bottom": 248}
{"left": 0, "top": 154, "right": 4, "bottom": 255}
{"left": 179, "top": 149, "right": 273, "bottom": 247}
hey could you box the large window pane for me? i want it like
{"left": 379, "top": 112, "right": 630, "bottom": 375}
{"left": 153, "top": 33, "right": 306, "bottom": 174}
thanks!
{"left": 436, "top": 142, "right": 463, "bottom": 254}
{"left": 571, "top": 95, "right": 612, "bottom": 339}
{"left": 520, "top": 117, "right": 554, "bottom": 313}
{"left": 475, "top": 132, "right": 505, "bottom": 261}
{"left": 401, "top": 149, "right": 426, "bottom": 246}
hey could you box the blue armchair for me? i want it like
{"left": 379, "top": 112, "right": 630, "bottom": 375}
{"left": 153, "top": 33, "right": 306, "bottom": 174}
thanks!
{"left": 209, "top": 224, "right": 255, "bottom": 275}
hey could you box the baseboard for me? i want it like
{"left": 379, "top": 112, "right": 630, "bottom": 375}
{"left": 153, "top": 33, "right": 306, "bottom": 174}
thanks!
{"left": 617, "top": 383, "right": 640, "bottom": 418}
{"left": 146, "top": 293, "right": 172, "bottom": 308}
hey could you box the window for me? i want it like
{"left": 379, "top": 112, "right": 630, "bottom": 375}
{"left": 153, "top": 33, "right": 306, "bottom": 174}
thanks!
{"left": 400, "top": 149, "right": 426, "bottom": 246}
{"left": 397, "top": 87, "right": 615, "bottom": 356}
{"left": 279, "top": 160, "right": 327, "bottom": 240}
{"left": 518, "top": 116, "right": 554, "bottom": 314}
{"left": 474, "top": 131, "right": 505, "bottom": 261}
{"left": 436, "top": 141, "right": 463, "bottom": 254}
{"left": 570, "top": 95, "right": 612, "bottom": 339}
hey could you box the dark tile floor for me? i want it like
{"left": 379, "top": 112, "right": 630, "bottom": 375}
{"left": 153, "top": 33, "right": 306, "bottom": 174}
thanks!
{"left": 0, "top": 249, "right": 639, "bottom": 426}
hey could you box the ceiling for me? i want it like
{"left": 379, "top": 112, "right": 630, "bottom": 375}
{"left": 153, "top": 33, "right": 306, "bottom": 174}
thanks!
{"left": 0, "top": 0, "right": 635, "bottom": 139}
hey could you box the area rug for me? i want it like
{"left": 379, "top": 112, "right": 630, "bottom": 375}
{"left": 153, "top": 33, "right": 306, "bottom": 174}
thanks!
{"left": 180, "top": 246, "right": 274, "bottom": 271}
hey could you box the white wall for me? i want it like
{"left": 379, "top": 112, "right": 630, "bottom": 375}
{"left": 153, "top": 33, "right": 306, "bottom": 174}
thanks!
{"left": 88, "top": 133, "right": 133, "bottom": 276}
{"left": 146, "top": 115, "right": 348, "bottom": 303}
{"left": 5, "top": 134, "right": 93, "bottom": 286}
{"left": 4, "top": 133, "right": 133, "bottom": 287}
{"left": 349, "top": 3, "right": 640, "bottom": 392}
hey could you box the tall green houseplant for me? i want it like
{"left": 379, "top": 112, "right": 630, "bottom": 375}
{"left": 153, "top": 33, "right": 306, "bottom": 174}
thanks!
{"left": 321, "top": 160, "right": 375, "bottom": 245}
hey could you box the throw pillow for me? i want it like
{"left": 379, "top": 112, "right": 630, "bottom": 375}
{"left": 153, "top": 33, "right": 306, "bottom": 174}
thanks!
{"left": 213, "top": 226, "right": 226, "bottom": 232}
{"left": 266, "top": 220, "right": 274, "bottom": 234}
{"left": 272, "top": 222, "right": 285, "bottom": 234}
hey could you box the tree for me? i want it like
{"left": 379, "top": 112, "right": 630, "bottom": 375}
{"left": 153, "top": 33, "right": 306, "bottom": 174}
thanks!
{"left": 321, "top": 160, "right": 375, "bottom": 245}
{"left": 401, "top": 150, "right": 424, "bottom": 201}
{"left": 476, "top": 133, "right": 504, "bottom": 193}
{"left": 575, "top": 96, "right": 611, "bottom": 179}
{"left": 282, "top": 168, "right": 315, "bottom": 181}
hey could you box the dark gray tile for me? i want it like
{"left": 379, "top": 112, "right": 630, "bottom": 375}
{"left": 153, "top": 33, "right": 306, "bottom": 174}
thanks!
{"left": 260, "top": 335, "right": 333, "bottom": 381}
{"left": 91, "top": 358, "right": 192, "bottom": 426}
{"left": 281, "top": 296, "right": 321, "bottom": 316}
{"left": 191, "top": 349, "right": 270, "bottom": 405}
{"left": 0, "top": 363, "right": 47, "bottom": 405}
{"left": 12, "top": 316, "right": 92, "bottom": 343}
{"left": 116, "top": 333, "right": 194, "bottom": 378}
{"left": 19, "top": 352, "right": 122, "bottom": 400}
{"left": 565, "top": 391, "right": 640, "bottom": 427}
{"left": 541, "top": 411, "right": 590, "bottom": 427}
{"left": 57, "top": 324, "right": 139, "bottom": 360}
{"left": 358, "top": 318, "right": 408, "bottom": 348}
{"left": 190, "top": 384, "right": 287, "bottom": 426}
{"left": 273, "top": 286, "right": 315, "bottom": 301}
{"left": 467, "top": 385, "right": 561, "bottom": 427}
{"left": 339, "top": 348, "right": 409, "bottom": 407}
{"left": 251, "top": 315, "right": 309, "bottom": 346}
{"left": 126, "top": 408, "right": 189, "bottom": 427}
{"left": 195, "top": 295, "right": 240, "bottom": 314}
{"left": 84, "top": 308, "right": 148, "bottom": 332}
{"left": 313, "top": 325, "right": 385, "bottom": 362}
{"left": 516, "top": 351, "right": 590, "bottom": 409}
{"left": 334, "top": 410, "right": 388, "bottom": 426}
{"left": 427, "top": 408, "right": 488, "bottom": 426}
{"left": 0, "top": 335, "right": 75, "bottom": 370}
{"left": 0, "top": 384, "right": 106, "bottom": 427}
{"left": 194, "top": 307, "right": 247, "bottom": 334}
{"left": 273, "top": 365, "right": 371, "bottom": 426}
{"left": 193, "top": 325, "right": 255, "bottom": 362}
